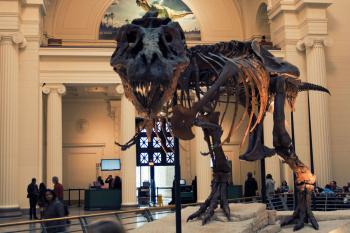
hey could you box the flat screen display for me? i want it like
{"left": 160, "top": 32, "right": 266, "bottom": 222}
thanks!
{"left": 101, "top": 159, "right": 121, "bottom": 171}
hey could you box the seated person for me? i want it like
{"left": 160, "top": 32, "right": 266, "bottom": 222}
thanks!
{"left": 279, "top": 180, "right": 289, "bottom": 193}
{"left": 92, "top": 176, "right": 105, "bottom": 189}
{"left": 320, "top": 184, "right": 336, "bottom": 197}
{"left": 343, "top": 182, "right": 350, "bottom": 192}
{"left": 330, "top": 180, "right": 343, "bottom": 193}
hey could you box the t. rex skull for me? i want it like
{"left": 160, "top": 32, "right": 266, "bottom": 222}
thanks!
{"left": 111, "top": 12, "right": 190, "bottom": 118}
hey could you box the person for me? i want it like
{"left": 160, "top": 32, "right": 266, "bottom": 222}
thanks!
{"left": 244, "top": 172, "right": 258, "bottom": 197}
{"left": 265, "top": 174, "right": 275, "bottom": 198}
{"left": 27, "top": 178, "right": 39, "bottom": 220}
{"left": 52, "top": 176, "right": 69, "bottom": 220}
{"left": 113, "top": 176, "right": 122, "bottom": 190}
{"left": 168, "top": 178, "right": 176, "bottom": 205}
{"left": 52, "top": 176, "right": 64, "bottom": 202}
{"left": 38, "top": 182, "right": 47, "bottom": 219}
{"left": 330, "top": 180, "right": 343, "bottom": 193}
{"left": 343, "top": 182, "right": 350, "bottom": 192}
{"left": 97, "top": 176, "right": 104, "bottom": 186}
{"left": 42, "top": 189, "right": 66, "bottom": 233}
{"left": 191, "top": 176, "right": 197, "bottom": 203}
{"left": 88, "top": 219, "right": 125, "bottom": 233}
{"left": 320, "top": 184, "right": 336, "bottom": 197}
{"left": 280, "top": 180, "right": 289, "bottom": 193}
{"left": 105, "top": 175, "right": 113, "bottom": 189}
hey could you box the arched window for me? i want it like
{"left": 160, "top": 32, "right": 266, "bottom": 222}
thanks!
{"left": 99, "top": 0, "right": 201, "bottom": 41}
{"left": 256, "top": 3, "right": 270, "bottom": 40}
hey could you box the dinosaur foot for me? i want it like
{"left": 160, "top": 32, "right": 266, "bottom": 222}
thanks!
{"left": 281, "top": 188, "right": 318, "bottom": 231}
{"left": 187, "top": 173, "right": 231, "bottom": 225}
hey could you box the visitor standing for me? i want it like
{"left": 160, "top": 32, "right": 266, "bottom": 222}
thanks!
{"left": 42, "top": 189, "right": 66, "bottom": 233}
{"left": 52, "top": 176, "right": 64, "bottom": 201}
{"left": 244, "top": 172, "right": 258, "bottom": 197}
{"left": 27, "top": 178, "right": 39, "bottom": 220}
{"left": 279, "top": 180, "right": 289, "bottom": 193}
{"left": 265, "top": 174, "right": 275, "bottom": 198}
{"left": 38, "top": 182, "right": 47, "bottom": 219}
{"left": 105, "top": 175, "right": 113, "bottom": 189}
{"left": 113, "top": 176, "right": 122, "bottom": 190}
{"left": 52, "top": 176, "right": 69, "bottom": 219}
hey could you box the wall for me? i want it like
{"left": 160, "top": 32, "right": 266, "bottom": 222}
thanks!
{"left": 327, "top": 1, "right": 350, "bottom": 186}
{"left": 44, "top": 0, "right": 244, "bottom": 42}
{"left": 238, "top": 0, "right": 269, "bottom": 40}
{"left": 62, "top": 99, "right": 121, "bottom": 191}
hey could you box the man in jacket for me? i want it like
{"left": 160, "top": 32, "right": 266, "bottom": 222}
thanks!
{"left": 27, "top": 178, "right": 39, "bottom": 219}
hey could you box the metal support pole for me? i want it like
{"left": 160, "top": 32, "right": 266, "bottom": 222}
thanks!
{"left": 260, "top": 159, "right": 266, "bottom": 203}
{"left": 260, "top": 127, "right": 266, "bottom": 203}
{"left": 173, "top": 93, "right": 182, "bottom": 233}
{"left": 78, "top": 189, "right": 81, "bottom": 207}
{"left": 307, "top": 94, "right": 315, "bottom": 174}
{"left": 174, "top": 137, "right": 182, "bottom": 233}
{"left": 68, "top": 189, "right": 71, "bottom": 206}
{"left": 290, "top": 112, "right": 298, "bottom": 207}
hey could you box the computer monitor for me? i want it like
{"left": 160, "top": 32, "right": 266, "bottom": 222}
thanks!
{"left": 100, "top": 159, "right": 121, "bottom": 171}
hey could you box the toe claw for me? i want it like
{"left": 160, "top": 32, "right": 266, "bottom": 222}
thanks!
{"left": 293, "top": 222, "right": 304, "bottom": 231}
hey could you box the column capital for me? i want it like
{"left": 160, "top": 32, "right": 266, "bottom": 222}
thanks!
{"left": 115, "top": 84, "right": 124, "bottom": 95}
{"left": 0, "top": 32, "right": 27, "bottom": 48}
{"left": 21, "top": 0, "right": 47, "bottom": 15}
{"left": 42, "top": 83, "right": 66, "bottom": 95}
{"left": 296, "top": 37, "right": 332, "bottom": 51}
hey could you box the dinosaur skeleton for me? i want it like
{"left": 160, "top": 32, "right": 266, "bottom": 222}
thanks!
{"left": 111, "top": 12, "right": 330, "bottom": 231}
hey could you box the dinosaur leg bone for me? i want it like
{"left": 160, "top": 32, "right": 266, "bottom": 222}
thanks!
{"left": 272, "top": 77, "right": 318, "bottom": 231}
{"left": 187, "top": 113, "right": 231, "bottom": 224}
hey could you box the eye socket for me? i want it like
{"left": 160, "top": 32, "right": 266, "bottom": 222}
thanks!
{"left": 127, "top": 30, "right": 138, "bottom": 43}
{"left": 165, "top": 32, "right": 173, "bottom": 43}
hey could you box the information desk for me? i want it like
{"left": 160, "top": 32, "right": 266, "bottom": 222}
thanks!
{"left": 227, "top": 185, "right": 243, "bottom": 199}
{"left": 84, "top": 189, "right": 121, "bottom": 210}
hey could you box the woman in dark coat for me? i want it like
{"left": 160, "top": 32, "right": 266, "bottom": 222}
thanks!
{"left": 113, "top": 176, "right": 122, "bottom": 189}
{"left": 38, "top": 183, "right": 47, "bottom": 219}
{"left": 42, "top": 189, "right": 66, "bottom": 233}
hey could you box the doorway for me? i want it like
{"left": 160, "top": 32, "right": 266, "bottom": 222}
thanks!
{"left": 136, "top": 165, "right": 175, "bottom": 205}
{"left": 135, "top": 120, "right": 178, "bottom": 206}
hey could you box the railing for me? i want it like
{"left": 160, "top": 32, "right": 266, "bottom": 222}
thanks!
{"left": 1, "top": 193, "right": 349, "bottom": 232}
{"left": 266, "top": 192, "right": 350, "bottom": 211}
{"left": 0, "top": 196, "right": 262, "bottom": 233}
{"left": 0, "top": 205, "right": 174, "bottom": 233}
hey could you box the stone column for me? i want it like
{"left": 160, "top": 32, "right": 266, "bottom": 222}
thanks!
{"left": 297, "top": 38, "right": 332, "bottom": 187}
{"left": 194, "top": 127, "right": 212, "bottom": 202}
{"left": 42, "top": 84, "right": 66, "bottom": 187}
{"left": 0, "top": 33, "right": 26, "bottom": 217}
{"left": 118, "top": 85, "right": 137, "bottom": 206}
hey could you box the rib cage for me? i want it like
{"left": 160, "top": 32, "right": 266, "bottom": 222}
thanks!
{"left": 180, "top": 41, "right": 272, "bottom": 146}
